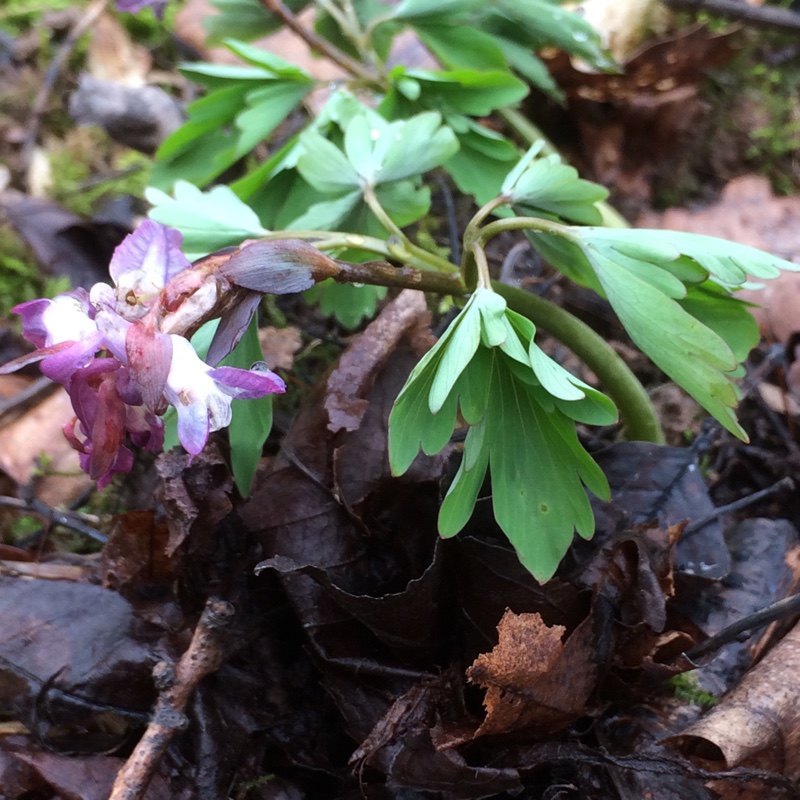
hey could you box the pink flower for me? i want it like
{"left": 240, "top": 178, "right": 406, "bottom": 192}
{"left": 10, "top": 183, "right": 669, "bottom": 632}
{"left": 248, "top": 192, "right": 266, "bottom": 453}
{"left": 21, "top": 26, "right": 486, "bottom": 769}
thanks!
{"left": 0, "top": 221, "right": 285, "bottom": 484}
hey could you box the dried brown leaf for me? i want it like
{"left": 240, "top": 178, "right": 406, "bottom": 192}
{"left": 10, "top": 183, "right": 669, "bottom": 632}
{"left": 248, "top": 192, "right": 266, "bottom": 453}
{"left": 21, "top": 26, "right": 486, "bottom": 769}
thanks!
{"left": 667, "top": 619, "right": 800, "bottom": 781}
{"left": 467, "top": 610, "right": 598, "bottom": 738}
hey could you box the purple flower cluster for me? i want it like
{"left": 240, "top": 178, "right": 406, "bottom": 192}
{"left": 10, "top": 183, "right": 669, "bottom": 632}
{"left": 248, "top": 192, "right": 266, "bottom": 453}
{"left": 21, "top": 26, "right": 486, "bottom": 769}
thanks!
{"left": 0, "top": 221, "right": 285, "bottom": 487}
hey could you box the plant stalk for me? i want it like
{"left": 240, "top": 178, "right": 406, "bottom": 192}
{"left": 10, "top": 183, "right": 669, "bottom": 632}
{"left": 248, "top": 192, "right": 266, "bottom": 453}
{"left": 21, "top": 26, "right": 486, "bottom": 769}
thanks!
{"left": 260, "top": 0, "right": 376, "bottom": 83}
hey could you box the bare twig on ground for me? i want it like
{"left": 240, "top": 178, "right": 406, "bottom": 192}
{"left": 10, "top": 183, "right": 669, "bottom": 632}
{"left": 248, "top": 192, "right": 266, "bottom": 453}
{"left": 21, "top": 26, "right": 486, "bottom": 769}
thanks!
{"left": 686, "top": 592, "right": 800, "bottom": 662}
{"left": 109, "top": 598, "right": 235, "bottom": 800}
{"left": 0, "top": 376, "right": 57, "bottom": 427}
{"left": 663, "top": 0, "right": 800, "bottom": 32}
{"left": 682, "top": 476, "right": 795, "bottom": 535}
{"left": 19, "top": 0, "right": 109, "bottom": 181}
{"left": 0, "top": 493, "right": 107, "bottom": 544}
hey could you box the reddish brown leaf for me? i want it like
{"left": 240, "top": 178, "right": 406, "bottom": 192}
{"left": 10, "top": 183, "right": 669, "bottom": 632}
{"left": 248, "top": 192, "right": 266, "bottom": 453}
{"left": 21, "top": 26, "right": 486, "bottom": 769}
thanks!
{"left": 467, "top": 610, "right": 599, "bottom": 738}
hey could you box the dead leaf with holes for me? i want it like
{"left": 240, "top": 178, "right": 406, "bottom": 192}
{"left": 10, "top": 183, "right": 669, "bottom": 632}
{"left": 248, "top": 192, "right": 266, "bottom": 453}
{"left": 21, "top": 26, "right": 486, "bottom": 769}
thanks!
{"left": 467, "top": 610, "right": 599, "bottom": 739}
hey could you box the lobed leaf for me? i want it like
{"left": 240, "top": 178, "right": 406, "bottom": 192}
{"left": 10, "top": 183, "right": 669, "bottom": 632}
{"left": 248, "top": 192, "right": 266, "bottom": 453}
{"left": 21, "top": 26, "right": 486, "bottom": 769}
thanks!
{"left": 146, "top": 181, "right": 267, "bottom": 258}
{"left": 502, "top": 146, "right": 608, "bottom": 225}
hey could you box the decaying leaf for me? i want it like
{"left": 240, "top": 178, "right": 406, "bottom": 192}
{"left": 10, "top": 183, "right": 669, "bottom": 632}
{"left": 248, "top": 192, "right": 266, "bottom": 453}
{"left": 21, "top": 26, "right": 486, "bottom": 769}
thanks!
{"left": 467, "top": 610, "right": 599, "bottom": 738}
{"left": 667, "top": 618, "right": 800, "bottom": 781}
{"left": 543, "top": 24, "right": 739, "bottom": 204}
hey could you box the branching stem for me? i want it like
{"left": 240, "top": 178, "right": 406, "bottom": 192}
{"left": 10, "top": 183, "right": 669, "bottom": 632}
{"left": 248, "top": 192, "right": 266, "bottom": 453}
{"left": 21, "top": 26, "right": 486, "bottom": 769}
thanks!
{"left": 260, "top": 0, "right": 377, "bottom": 83}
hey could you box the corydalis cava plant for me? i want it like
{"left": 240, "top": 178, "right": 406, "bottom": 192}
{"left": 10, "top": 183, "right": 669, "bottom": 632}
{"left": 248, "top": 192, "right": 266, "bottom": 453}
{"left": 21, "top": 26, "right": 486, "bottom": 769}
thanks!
{"left": 0, "top": 221, "right": 337, "bottom": 486}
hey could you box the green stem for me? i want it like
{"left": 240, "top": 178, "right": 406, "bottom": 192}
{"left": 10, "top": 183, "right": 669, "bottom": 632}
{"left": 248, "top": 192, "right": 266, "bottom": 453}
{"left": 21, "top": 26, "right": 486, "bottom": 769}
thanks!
{"left": 261, "top": 229, "right": 459, "bottom": 274}
{"left": 492, "top": 281, "right": 665, "bottom": 444}
{"left": 478, "top": 215, "right": 571, "bottom": 244}
{"left": 363, "top": 184, "right": 412, "bottom": 244}
{"left": 499, "top": 107, "right": 630, "bottom": 230}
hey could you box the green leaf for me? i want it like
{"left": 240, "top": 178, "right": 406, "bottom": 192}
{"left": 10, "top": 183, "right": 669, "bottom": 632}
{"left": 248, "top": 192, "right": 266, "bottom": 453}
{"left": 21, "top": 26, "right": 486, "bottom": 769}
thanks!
{"left": 315, "top": 0, "right": 397, "bottom": 61}
{"left": 146, "top": 181, "right": 267, "bottom": 258}
{"left": 494, "top": 35, "right": 561, "bottom": 99}
{"left": 572, "top": 231, "right": 747, "bottom": 438}
{"left": 296, "top": 131, "right": 361, "bottom": 192}
{"left": 412, "top": 23, "right": 507, "bottom": 71}
{"left": 375, "top": 180, "right": 431, "bottom": 227}
{"left": 234, "top": 81, "right": 312, "bottom": 157}
{"left": 156, "top": 84, "right": 250, "bottom": 161}
{"left": 205, "top": 0, "right": 310, "bottom": 44}
{"left": 390, "top": 0, "right": 481, "bottom": 21}
{"left": 487, "top": 0, "right": 614, "bottom": 72}
{"left": 345, "top": 111, "right": 459, "bottom": 185}
{"left": 287, "top": 190, "right": 362, "bottom": 230}
{"left": 389, "top": 339, "right": 465, "bottom": 476}
{"left": 679, "top": 284, "right": 760, "bottom": 363}
{"left": 502, "top": 147, "right": 608, "bottom": 225}
{"left": 485, "top": 355, "right": 609, "bottom": 580}
{"left": 428, "top": 291, "right": 484, "bottom": 412}
{"left": 583, "top": 227, "right": 797, "bottom": 287}
{"left": 437, "top": 349, "right": 610, "bottom": 582}
{"left": 151, "top": 127, "right": 238, "bottom": 190}
{"left": 223, "top": 39, "right": 314, "bottom": 80}
{"left": 223, "top": 315, "right": 273, "bottom": 496}
{"left": 390, "top": 286, "right": 615, "bottom": 581}
{"left": 404, "top": 68, "right": 528, "bottom": 117}
{"left": 303, "top": 281, "right": 387, "bottom": 328}
{"left": 444, "top": 119, "right": 520, "bottom": 206}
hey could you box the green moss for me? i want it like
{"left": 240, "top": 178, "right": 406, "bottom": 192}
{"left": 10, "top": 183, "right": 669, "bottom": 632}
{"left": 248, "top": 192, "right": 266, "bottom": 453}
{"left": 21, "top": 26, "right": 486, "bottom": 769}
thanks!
{"left": 46, "top": 128, "right": 153, "bottom": 216}
{"left": 667, "top": 672, "right": 718, "bottom": 709}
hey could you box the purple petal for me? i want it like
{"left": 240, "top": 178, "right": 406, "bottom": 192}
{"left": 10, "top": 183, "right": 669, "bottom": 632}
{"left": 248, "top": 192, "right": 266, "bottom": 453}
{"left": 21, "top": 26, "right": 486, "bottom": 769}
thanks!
{"left": 206, "top": 292, "right": 261, "bottom": 367}
{"left": 12, "top": 299, "right": 52, "bottom": 347}
{"left": 219, "top": 240, "right": 328, "bottom": 293}
{"left": 94, "top": 308, "right": 131, "bottom": 364}
{"left": 93, "top": 446, "right": 135, "bottom": 490}
{"left": 116, "top": 0, "right": 168, "bottom": 17}
{"left": 126, "top": 322, "right": 173, "bottom": 411}
{"left": 68, "top": 358, "right": 120, "bottom": 429}
{"left": 14, "top": 290, "right": 95, "bottom": 349}
{"left": 87, "top": 374, "right": 127, "bottom": 481}
{"left": 127, "top": 407, "right": 165, "bottom": 453}
{"left": 109, "top": 219, "right": 190, "bottom": 287}
{"left": 40, "top": 332, "right": 105, "bottom": 384}
{"left": 210, "top": 365, "right": 286, "bottom": 398}
{"left": 175, "top": 396, "right": 211, "bottom": 457}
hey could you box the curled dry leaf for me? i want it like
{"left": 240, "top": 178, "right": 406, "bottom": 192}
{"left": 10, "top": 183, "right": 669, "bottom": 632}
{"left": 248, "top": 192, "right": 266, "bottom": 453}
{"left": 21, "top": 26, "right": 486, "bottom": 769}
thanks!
{"left": 666, "top": 618, "right": 800, "bottom": 781}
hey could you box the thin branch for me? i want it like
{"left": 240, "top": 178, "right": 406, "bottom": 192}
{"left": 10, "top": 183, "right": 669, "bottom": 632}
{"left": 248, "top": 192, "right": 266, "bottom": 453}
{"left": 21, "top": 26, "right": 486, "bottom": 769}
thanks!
{"left": 663, "top": 0, "right": 800, "bottom": 32}
{"left": 19, "top": 0, "right": 109, "bottom": 181}
{"left": 336, "top": 259, "right": 464, "bottom": 295}
{"left": 682, "top": 476, "right": 794, "bottom": 536}
{"left": 259, "top": 0, "right": 376, "bottom": 82}
{"left": 0, "top": 494, "right": 107, "bottom": 544}
{"left": 686, "top": 592, "right": 800, "bottom": 662}
{"left": 109, "top": 598, "right": 235, "bottom": 800}
{"left": 0, "top": 376, "right": 57, "bottom": 426}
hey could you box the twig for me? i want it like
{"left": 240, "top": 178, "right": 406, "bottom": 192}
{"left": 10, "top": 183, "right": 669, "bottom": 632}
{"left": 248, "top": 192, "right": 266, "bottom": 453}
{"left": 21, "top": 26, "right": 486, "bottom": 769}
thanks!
{"left": 259, "top": 0, "right": 376, "bottom": 82}
{"left": 663, "top": 0, "right": 800, "bottom": 32}
{"left": 685, "top": 592, "right": 800, "bottom": 662}
{"left": 19, "top": 0, "right": 109, "bottom": 180}
{"left": 109, "top": 598, "right": 235, "bottom": 800}
{"left": 682, "top": 476, "right": 794, "bottom": 536}
{"left": 0, "top": 494, "right": 107, "bottom": 544}
{"left": 0, "top": 376, "right": 57, "bottom": 427}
